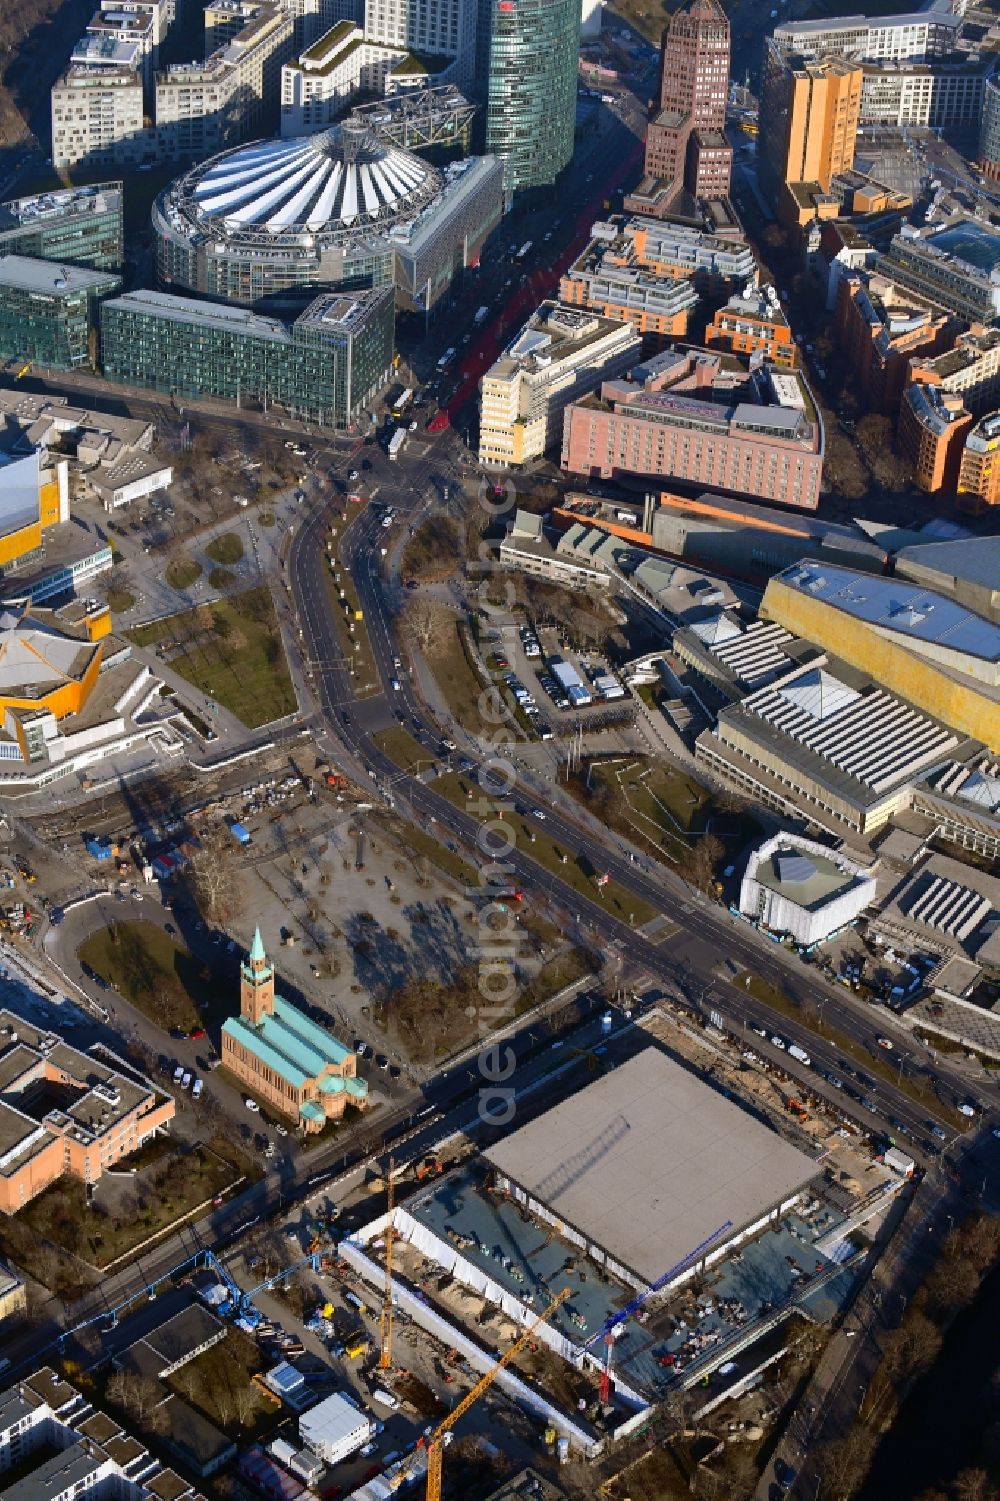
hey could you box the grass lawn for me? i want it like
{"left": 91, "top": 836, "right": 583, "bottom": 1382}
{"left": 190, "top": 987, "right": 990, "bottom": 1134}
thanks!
{"left": 206, "top": 532, "right": 245, "bottom": 565}
{"left": 209, "top": 566, "right": 235, "bottom": 590}
{"left": 258, "top": 510, "right": 276, "bottom": 527}
{"left": 735, "top": 970, "right": 964, "bottom": 1128}
{"left": 434, "top": 774, "right": 657, "bottom": 926}
{"left": 107, "top": 588, "right": 135, "bottom": 613}
{"left": 21, "top": 1142, "right": 239, "bottom": 1269}
{"left": 395, "top": 822, "right": 478, "bottom": 888}
{"left": 78, "top": 919, "right": 224, "bottom": 1033}
{"left": 165, "top": 558, "right": 202, "bottom": 590}
{"left": 375, "top": 725, "right": 435, "bottom": 772}
{"left": 166, "top": 1326, "right": 279, "bottom": 1440}
{"left": 425, "top": 621, "right": 496, "bottom": 736}
{"left": 127, "top": 586, "right": 295, "bottom": 727}
{"left": 567, "top": 758, "right": 760, "bottom": 867}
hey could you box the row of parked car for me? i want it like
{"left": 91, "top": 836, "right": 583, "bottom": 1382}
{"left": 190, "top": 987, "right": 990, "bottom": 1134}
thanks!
{"left": 501, "top": 671, "right": 553, "bottom": 740}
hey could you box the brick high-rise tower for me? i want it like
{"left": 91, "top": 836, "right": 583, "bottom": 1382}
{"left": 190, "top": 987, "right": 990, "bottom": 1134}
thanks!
{"left": 642, "top": 0, "right": 733, "bottom": 209}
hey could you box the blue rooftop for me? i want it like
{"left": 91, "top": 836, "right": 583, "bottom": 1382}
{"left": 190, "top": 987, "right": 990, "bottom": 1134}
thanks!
{"left": 930, "top": 220, "right": 1000, "bottom": 273}
{"left": 777, "top": 562, "right": 1000, "bottom": 664}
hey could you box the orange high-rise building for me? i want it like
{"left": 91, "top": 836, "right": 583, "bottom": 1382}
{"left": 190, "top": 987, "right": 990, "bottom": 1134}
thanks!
{"left": 760, "top": 40, "right": 862, "bottom": 222}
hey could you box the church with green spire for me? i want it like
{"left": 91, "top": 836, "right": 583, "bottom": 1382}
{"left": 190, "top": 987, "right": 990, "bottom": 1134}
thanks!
{"left": 221, "top": 928, "right": 368, "bottom": 1132}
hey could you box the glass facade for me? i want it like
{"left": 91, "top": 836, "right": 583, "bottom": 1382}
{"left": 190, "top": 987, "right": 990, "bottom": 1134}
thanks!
{"left": 100, "top": 287, "right": 395, "bottom": 428}
{"left": 483, "top": 0, "right": 579, "bottom": 192}
{"left": 0, "top": 266, "right": 121, "bottom": 370}
{"left": 0, "top": 185, "right": 123, "bottom": 272}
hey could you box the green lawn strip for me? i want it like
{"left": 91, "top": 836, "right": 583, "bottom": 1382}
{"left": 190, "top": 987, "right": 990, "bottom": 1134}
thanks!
{"left": 165, "top": 1326, "right": 279, "bottom": 1441}
{"left": 205, "top": 531, "right": 245, "bottom": 565}
{"left": 78, "top": 919, "right": 226, "bottom": 1033}
{"left": 397, "top": 822, "right": 478, "bottom": 888}
{"left": 321, "top": 555, "right": 379, "bottom": 698}
{"left": 127, "top": 586, "right": 295, "bottom": 727}
{"left": 426, "top": 623, "right": 495, "bottom": 735}
{"left": 735, "top": 970, "right": 963, "bottom": 1129}
{"left": 166, "top": 558, "right": 202, "bottom": 590}
{"left": 375, "top": 725, "right": 434, "bottom": 773}
{"left": 20, "top": 1143, "right": 239, "bottom": 1268}
{"left": 433, "top": 773, "right": 656, "bottom": 926}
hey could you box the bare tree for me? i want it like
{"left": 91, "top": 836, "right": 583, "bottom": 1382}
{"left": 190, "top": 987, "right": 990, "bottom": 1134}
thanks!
{"left": 816, "top": 1427, "right": 877, "bottom": 1501}
{"left": 680, "top": 833, "right": 726, "bottom": 892}
{"left": 186, "top": 832, "right": 244, "bottom": 925}
{"left": 106, "top": 1369, "right": 167, "bottom": 1433}
{"left": 952, "top": 1471, "right": 999, "bottom": 1501}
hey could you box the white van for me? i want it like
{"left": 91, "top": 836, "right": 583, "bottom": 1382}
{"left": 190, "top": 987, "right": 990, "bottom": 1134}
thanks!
{"left": 191, "top": 1078, "right": 203, "bottom": 1099}
{"left": 181, "top": 1070, "right": 192, "bottom": 1089}
{"left": 372, "top": 1389, "right": 399, "bottom": 1410}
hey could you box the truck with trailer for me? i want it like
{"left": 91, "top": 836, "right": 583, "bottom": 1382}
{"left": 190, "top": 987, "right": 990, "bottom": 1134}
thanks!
{"left": 387, "top": 428, "right": 406, "bottom": 461}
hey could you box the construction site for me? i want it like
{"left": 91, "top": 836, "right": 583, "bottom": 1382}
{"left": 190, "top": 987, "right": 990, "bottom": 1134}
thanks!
{"left": 342, "top": 1045, "right": 903, "bottom": 1452}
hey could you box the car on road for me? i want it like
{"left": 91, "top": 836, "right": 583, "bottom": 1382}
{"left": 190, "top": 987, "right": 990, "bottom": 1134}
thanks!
{"left": 189, "top": 1026, "right": 206, "bottom": 1040}
{"left": 958, "top": 1103, "right": 976, "bottom": 1117}
{"left": 376, "top": 1054, "right": 389, "bottom": 1069}
{"left": 532, "top": 808, "right": 546, "bottom": 820}
{"left": 245, "top": 1097, "right": 260, "bottom": 1112}
{"left": 876, "top": 1036, "right": 893, "bottom": 1050}
{"left": 770, "top": 1035, "right": 786, "bottom": 1050}
{"left": 992, "top": 1127, "right": 1000, "bottom": 1139}
{"left": 391, "top": 678, "right": 401, "bottom": 691}
{"left": 348, "top": 469, "right": 359, "bottom": 481}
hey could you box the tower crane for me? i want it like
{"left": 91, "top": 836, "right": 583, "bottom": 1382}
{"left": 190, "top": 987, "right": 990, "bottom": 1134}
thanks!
{"left": 411, "top": 1287, "right": 571, "bottom": 1501}
{"left": 587, "top": 1221, "right": 733, "bottom": 1406}
{"left": 379, "top": 1157, "right": 396, "bottom": 1371}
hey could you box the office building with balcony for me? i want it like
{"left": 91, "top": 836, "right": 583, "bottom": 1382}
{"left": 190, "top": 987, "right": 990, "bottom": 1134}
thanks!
{"left": 0, "top": 184, "right": 123, "bottom": 272}
{"left": 101, "top": 285, "right": 394, "bottom": 428}
{"left": 221, "top": 929, "right": 368, "bottom": 1131}
{"left": 480, "top": 0, "right": 579, "bottom": 192}
{"left": 0, "top": 257, "right": 120, "bottom": 372}
{"left": 0, "top": 1010, "right": 174, "bottom": 1213}
{"left": 560, "top": 347, "right": 824, "bottom": 510}
{"left": 704, "top": 284, "right": 797, "bottom": 368}
{"left": 479, "top": 302, "right": 641, "bottom": 468}
{"left": 593, "top": 215, "right": 756, "bottom": 295}
{"left": 558, "top": 221, "right": 698, "bottom": 342}
{"left": 878, "top": 217, "right": 1000, "bottom": 325}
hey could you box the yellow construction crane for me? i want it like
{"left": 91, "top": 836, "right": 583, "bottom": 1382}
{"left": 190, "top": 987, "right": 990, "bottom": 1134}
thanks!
{"left": 420, "top": 1287, "right": 571, "bottom": 1501}
{"left": 378, "top": 1157, "right": 396, "bottom": 1371}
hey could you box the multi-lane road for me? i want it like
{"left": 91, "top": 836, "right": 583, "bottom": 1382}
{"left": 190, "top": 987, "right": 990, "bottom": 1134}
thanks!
{"left": 286, "top": 442, "right": 998, "bottom": 1173}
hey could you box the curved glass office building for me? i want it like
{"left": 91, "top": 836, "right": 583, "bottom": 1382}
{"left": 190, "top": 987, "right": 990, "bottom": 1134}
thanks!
{"left": 484, "top": 0, "right": 579, "bottom": 193}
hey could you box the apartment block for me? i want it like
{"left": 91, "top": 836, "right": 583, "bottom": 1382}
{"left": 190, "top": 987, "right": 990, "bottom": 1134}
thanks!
{"left": 155, "top": 1, "right": 295, "bottom": 161}
{"left": 642, "top": 0, "right": 732, "bottom": 209}
{"left": 479, "top": 302, "right": 641, "bottom": 468}
{"left": 560, "top": 346, "right": 824, "bottom": 509}
{"left": 364, "top": 0, "right": 477, "bottom": 84}
{"left": 907, "top": 326, "right": 1000, "bottom": 414}
{"left": 704, "top": 284, "right": 797, "bottom": 368}
{"left": 279, "top": 20, "right": 423, "bottom": 135}
{"left": 759, "top": 41, "right": 862, "bottom": 219}
{"left": 51, "top": 67, "right": 146, "bottom": 171}
{"left": 613, "top": 215, "right": 756, "bottom": 293}
{"left": 0, "top": 1011, "right": 174, "bottom": 1214}
{"left": 834, "top": 271, "right": 955, "bottom": 414}
{"left": 958, "top": 413, "right": 1000, "bottom": 512}
{"left": 558, "top": 220, "right": 698, "bottom": 342}
{"left": 898, "top": 381, "right": 973, "bottom": 492}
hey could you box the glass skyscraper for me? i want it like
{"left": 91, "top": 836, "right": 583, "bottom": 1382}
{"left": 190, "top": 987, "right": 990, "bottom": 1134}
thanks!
{"left": 483, "top": 0, "right": 579, "bottom": 193}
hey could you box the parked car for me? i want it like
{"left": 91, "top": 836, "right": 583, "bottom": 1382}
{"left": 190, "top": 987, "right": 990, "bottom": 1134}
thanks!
{"left": 192, "top": 1078, "right": 203, "bottom": 1099}
{"left": 245, "top": 1097, "right": 260, "bottom": 1112}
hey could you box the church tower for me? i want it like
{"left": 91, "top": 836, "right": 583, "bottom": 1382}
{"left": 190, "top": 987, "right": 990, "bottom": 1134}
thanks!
{"left": 241, "top": 927, "right": 275, "bottom": 1025}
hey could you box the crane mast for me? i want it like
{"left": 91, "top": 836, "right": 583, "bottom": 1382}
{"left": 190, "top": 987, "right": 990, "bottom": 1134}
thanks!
{"left": 379, "top": 1158, "right": 396, "bottom": 1371}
